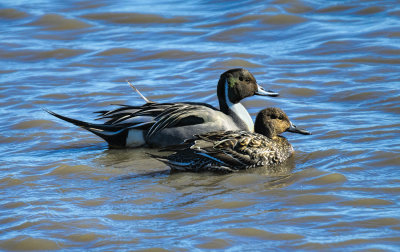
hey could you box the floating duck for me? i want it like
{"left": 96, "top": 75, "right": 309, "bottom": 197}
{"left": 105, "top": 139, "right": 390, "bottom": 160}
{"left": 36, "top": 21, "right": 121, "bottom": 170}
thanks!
{"left": 151, "top": 107, "right": 310, "bottom": 173}
{"left": 46, "top": 68, "right": 278, "bottom": 148}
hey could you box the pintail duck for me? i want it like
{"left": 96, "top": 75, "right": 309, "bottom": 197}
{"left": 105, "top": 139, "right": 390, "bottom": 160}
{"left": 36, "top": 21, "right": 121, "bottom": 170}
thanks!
{"left": 152, "top": 108, "right": 311, "bottom": 173}
{"left": 46, "top": 68, "right": 278, "bottom": 148}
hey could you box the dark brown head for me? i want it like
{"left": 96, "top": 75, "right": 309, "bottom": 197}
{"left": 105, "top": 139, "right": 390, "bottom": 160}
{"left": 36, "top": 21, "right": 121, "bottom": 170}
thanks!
{"left": 255, "top": 108, "right": 311, "bottom": 138}
{"left": 217, "top": 69, "right": 279, "bottom": 112}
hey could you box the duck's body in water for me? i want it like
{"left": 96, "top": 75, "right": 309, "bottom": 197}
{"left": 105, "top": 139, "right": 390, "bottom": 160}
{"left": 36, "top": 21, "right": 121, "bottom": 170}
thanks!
{"left": 152, "top": 108, "right": 311, "bottom": 173}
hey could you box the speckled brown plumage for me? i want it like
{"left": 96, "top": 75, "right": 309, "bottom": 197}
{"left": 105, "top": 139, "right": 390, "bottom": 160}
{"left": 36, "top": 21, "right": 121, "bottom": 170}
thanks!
{"left": 152, "top": 108, "right": 311, "bottom": 173}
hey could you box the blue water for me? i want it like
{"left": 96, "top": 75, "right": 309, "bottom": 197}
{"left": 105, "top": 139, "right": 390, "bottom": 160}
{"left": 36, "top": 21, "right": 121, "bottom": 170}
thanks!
{"left": 0, "top": 0, "right": 399, "bottom": 251}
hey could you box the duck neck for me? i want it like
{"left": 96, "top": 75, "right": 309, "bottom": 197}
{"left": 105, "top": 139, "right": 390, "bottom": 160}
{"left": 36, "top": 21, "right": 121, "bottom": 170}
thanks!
{"left": 255, "top": 122, "right": 274, "bottom": 138}
{"left": 217, "top": 78, "right": 254, "bottom": 132}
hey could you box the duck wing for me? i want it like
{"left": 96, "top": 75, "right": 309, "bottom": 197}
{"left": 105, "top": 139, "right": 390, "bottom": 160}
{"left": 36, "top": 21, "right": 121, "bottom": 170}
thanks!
{"left": 95, "top": 102, "right": 217, "bottom": 130}
{"left": 157, "top": 131, "right": 265, "bottom": 172}
{"left": 95, "top": 102, "right": 177, "bottom": 126}
{"left": 199, "top": 131, "right": 265, "bottom": 169}
{"left": 167, "top": 131, "right": 287, "bottom": 172}
{"left": 145, "top": 103, "right": 220, "bottom": 138}
{"left": 211, "top": 132, "right": 290, "bottom": 168}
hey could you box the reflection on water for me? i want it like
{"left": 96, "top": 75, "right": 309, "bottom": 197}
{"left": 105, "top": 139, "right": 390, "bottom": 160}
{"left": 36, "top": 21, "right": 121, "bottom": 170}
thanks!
{"left": 1, "top": 0, "right": 400, "bottom": 250}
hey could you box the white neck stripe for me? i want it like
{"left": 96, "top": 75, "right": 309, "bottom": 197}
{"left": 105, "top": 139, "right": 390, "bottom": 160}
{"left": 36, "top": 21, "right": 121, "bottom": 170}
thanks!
{"left": 224, "top": 80, "right": 254, "bottom": 132}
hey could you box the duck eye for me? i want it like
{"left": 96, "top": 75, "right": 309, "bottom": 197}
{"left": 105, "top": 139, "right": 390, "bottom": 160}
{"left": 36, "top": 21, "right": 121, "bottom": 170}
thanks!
{"left": 270, "top": 115, "right": 277, "bottom": 119}
{"left": 239, "top": 76, "right": 243, "bottom": 81}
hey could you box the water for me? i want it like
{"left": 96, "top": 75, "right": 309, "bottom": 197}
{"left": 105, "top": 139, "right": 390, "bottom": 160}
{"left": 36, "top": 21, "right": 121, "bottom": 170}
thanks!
{"left": 1, "top": 0, "right": 400, "bottom": 250}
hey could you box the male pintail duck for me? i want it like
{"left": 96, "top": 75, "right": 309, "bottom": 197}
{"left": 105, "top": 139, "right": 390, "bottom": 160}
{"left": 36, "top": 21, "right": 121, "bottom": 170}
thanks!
{"left": 45, "top": 68, "right": 279, "bottom": 148}
{"left": 151, "top": 108, "right": 311, "bottom": 173}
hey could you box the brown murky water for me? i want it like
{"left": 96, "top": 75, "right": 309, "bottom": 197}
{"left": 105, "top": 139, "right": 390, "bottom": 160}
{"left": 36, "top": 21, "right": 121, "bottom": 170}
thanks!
{"left": 1, "top": 0, "right": 400, "bottom": 251}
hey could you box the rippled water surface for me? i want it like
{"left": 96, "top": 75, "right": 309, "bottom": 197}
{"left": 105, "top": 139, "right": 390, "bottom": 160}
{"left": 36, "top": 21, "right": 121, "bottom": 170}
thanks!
{"left": 1, "top": 0, "right": 400, "bottom": 250}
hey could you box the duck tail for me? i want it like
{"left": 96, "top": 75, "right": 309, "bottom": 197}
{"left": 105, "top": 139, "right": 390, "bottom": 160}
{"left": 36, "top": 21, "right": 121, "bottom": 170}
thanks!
{"left": 127, "top": 80, "right": 155, "bottom": 104}
{"left": 147, "top": 152, "right": 198, "bottom": 172}
{"left": 158, "top": 144, "right": 188, "bottom": 152}
{"left": 44, "top": 108, "right": 128, "bottom": 148}
{"left": 147, "top": 153, "right": 181, "bottom": 170}
{"left": 147, "top": 153, "right": 169, "bottom": 163}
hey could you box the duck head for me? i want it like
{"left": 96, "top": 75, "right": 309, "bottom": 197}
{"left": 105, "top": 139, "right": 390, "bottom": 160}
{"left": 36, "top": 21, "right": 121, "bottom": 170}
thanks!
{"left": 255, "top": 107, "right": 311, "bottom": 138}
{"left": 217, "top": 68, "right": 279, "bottom": 112}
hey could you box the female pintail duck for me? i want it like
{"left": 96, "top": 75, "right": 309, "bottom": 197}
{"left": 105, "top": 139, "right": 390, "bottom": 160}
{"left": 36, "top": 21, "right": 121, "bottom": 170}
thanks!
{"left": 46, "top": 68, "right": 279, "bottom": 148}
{"left": 151, "top": 108, "right": 311, "bottom": 173}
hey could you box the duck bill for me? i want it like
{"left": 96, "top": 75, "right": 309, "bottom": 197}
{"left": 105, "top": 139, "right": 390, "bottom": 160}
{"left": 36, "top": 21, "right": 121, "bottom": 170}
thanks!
{"left": 255, "top": 84, "right": 279, "bottom": 97}
{"left": 287, "top": 122, "right": 311, "bottom": 135}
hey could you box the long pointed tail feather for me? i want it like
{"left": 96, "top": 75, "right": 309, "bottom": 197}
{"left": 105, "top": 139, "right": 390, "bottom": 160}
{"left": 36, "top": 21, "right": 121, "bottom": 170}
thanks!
{"left": 44, "top": 108, "right": 128, "bottom": 148}
{"left": 147, "top": 153, "right": 170, "bottom": 164}
{"left": 127, "top": 80, "right": 155, "bottom": 104}
{"left": 43, "top": 108, "right": 122, "bottom": 132}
